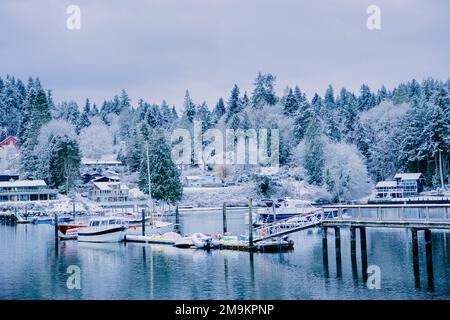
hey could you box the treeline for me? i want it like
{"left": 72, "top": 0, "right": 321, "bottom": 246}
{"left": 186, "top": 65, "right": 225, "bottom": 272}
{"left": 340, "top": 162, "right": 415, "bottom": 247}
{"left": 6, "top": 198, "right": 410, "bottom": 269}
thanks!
{"left": 0, "top": 73, "right": 448, "bottom": 202}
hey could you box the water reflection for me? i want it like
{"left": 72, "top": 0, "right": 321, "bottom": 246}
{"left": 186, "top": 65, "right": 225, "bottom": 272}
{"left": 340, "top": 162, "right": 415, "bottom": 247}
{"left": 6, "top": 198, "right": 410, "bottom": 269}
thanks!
{"left": 1, "top": 209, "right": 450, "bottom": 299}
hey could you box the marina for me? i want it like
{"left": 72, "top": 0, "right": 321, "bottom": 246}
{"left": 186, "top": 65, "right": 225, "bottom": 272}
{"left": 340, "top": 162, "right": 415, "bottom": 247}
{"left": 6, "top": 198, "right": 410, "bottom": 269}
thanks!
{"left": 2, "top": 206, "right": 450, "bottom": 299}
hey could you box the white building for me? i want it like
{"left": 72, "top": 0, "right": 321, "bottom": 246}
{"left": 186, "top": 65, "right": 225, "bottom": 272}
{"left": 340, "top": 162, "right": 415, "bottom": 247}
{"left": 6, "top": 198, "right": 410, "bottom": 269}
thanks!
{"left": 184, "top": 175, "right": 223, "bottom": 187}
{"left": 0, "top": 180, "right": 58, "bottom": 202}
{"left": 89, "top": 181, "right": 129, "bottom": 202}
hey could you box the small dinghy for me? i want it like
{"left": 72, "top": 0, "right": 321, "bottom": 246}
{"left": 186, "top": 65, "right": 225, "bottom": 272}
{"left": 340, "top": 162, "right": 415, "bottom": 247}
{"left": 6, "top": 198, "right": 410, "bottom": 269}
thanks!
{"left": 174, "top": 236, "right": 194, "bottom": 248}
{"left": 192, "top": 233, "right": 216, "bottom": 249}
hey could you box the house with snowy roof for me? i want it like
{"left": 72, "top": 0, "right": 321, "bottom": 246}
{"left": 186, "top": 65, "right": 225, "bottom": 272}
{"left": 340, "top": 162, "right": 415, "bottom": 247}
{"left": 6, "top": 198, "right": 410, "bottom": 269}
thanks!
{"left": 0, "top": 136, "right": 17, "bottom": 149}
{"left": 89, "top": 181, "right": 129, "bottom": 202}
{"left": 375, "top": 172, "right": 425, "bottom": 198}
{"left": 0, "top": 179, "right": 58, "bottom": 202}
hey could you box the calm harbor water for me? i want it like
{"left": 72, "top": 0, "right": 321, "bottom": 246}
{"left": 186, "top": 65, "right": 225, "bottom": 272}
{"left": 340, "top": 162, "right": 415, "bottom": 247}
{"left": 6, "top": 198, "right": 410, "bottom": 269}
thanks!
{"left": 1, "top": 208, "right": 450, "bottom": 300}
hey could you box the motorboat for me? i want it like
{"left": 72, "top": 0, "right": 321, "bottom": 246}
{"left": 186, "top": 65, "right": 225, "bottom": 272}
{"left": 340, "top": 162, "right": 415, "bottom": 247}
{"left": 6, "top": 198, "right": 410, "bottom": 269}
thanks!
{"left": 174, "top": 236, "right": 194, "bottom": 248}
{"left": 77, "top": 217, "right": 127, "bottom": 243}
{"left": 191, "top": 233, "right": 216, "bottom": 249}
{"left": 31, "top": 214, "right": 72, "bottom": 225}
{"left": 126, "top": 220, "right": 174, "bottom": 236}
{"left": 253, "top": 198, "right": 340, "bottom": 226}
{"left": 58, "top": 223, "right": 87, "bottom": 240}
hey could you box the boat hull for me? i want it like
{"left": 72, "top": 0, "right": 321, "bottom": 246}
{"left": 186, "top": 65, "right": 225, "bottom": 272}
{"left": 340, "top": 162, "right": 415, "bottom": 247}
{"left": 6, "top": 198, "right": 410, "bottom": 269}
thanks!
{"left": 78, "top": 226, "right": 126, "bottom": 243}
{"left": 126, "top": 221, "right": 173, "bottom": 236}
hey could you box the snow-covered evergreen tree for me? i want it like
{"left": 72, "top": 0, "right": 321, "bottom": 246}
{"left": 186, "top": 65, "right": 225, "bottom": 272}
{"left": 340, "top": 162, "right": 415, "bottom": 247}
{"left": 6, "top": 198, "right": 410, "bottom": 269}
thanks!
{"left": 213, "top": 97, "right": 226, "bottom": 122}
{"left": 225, "top": 84, "right": 241, "bottom": 123}
{"left": 138, "top": 129, "right": 182, "bottom": 203}
{"left": 182, "top": 90, "right": 196, "bottom": 123}
{"left": 302, "top": 116, "right": 325, "bottom": 185}
{"left": 251, "top": 72, "right": 277, "bottom": 108}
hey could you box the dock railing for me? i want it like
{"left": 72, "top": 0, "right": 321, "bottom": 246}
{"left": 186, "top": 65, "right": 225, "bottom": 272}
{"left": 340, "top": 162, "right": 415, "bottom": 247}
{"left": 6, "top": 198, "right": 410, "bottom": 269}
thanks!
{"left": 322, "top": 204, "right": 450, "bottom": 222}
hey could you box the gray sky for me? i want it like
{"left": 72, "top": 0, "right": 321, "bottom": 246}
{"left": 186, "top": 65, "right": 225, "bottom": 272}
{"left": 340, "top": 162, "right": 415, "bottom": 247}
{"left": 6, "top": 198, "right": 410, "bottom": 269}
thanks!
{"left": 0, "top": 0, "right": 449, "bottom": 109}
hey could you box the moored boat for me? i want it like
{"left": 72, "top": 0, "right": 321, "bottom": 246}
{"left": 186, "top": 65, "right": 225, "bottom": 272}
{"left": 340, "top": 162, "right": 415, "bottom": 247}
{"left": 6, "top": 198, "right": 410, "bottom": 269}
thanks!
{"left": 77, "top": 217, "right": 127, "bottom": 243}
{"left": 174, "top": 236, "right": 194, "bottom": 248}
{"left": 126, "top": 220, "right": 174, "bottom": 236}
{"left": 58, "top": 223, "right": 87, "bottom": 240}
{"left": 191, "top": 233, "right": 216, "bottom": 249}
{"left": 253, "top": 198, "right": 340, "bottom": 226}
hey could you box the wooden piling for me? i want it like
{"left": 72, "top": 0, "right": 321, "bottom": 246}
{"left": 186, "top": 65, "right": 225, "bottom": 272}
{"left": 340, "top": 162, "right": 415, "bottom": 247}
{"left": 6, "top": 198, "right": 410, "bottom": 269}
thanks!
{"left": 222, "top": 202, "right": 228, "bottom": 235}
{"left": 411, "top": 228, "right": 420, "bottom": 289}
{"left": 175, "top": 205, "right": 180, "bottom": 233}
{"left": 424, "top": 229, "right": 434, "bottom": 290}
{"left": 360, "top": 227, "right": 368, "bottom": 282}
{"left": 322, "top": 227, "right": 329, "bottom": 276}
{"left": 350, "top": 227, "right": 358, "bottom": 279}
{"left": 248, "top": 198, "right": 253, "bottom": 249}
{"left": 141, "top": 209, "right": 146, "bottom": 236}
{"left": 54, "top": 213, "right": 59, "bottom": 242}
{"left": 335, "top": 227, "right": 342, "bottom": 277}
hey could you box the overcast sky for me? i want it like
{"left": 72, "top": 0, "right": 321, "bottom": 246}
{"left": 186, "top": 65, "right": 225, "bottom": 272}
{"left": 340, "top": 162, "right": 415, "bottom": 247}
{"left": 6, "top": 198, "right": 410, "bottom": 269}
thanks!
{"left": 0, "top": 0, "right": 449, "bottom": 109}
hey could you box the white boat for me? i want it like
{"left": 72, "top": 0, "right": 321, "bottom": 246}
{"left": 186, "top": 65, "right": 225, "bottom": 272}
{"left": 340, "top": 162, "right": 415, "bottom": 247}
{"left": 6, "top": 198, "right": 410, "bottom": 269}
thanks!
{"left": 191, "top": 233, "right": 215, "bottom": 249}
{"left": 253, "top": 198, "right": 340, "bottom": 225}
{"left": 77, "top": 217, "right": 127, "bottom": 243}
{"left": 126, "top": 220, "right": 174, "bottom": 236}
{"left": 174, "top": 236, "right": 194, "bottom": 248}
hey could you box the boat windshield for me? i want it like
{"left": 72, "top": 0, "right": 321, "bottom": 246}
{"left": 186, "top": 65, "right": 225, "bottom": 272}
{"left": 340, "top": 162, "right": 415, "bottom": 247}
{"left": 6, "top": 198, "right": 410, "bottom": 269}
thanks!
{"left": 109, "top": 219, "right": 118, "bottom": 225}
{"left": 90, "top": 221, "right": 100, "bottom": 227}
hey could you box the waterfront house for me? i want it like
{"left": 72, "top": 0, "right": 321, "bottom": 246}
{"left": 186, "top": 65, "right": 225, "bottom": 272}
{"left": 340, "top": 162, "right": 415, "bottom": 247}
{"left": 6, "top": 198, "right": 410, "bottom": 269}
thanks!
{"left": 81, "top": 157, "right": 123, "bottom": 173}
{"left": 0, "top": 135, "right": 17, "bottom": 149}
{"left": 89, "top": 181, "right": 129, "bottom": 202}
{"left": 0, "top": 180, "right": 58, "bottom": 202}
{"left": 394, "top": 173, "right": 426, "bottom": 196}
{"left": 375, "top": 172, "right": 425, "bottom": 198}
{"left": 184, "top": 175, "right": 223, "bottom": 187}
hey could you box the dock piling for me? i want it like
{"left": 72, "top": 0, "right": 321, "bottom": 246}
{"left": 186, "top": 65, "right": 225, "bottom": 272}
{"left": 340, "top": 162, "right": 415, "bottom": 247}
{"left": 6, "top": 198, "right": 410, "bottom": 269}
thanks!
{"left": 360, "top": 227, "right": 368, "bottom": 282}
{"left": 175, "top": 205, "right": 180, "bottom": 233}
{"left": 334, "top": 227, "right": 342, "bottom": 277}
{"left": 141, "top": 209, "right": 146, "bottom": 236}
{"left": 350, "top": 227, "right": 358, "bottom": 280}
{"left": 322, "top": 227, "right": 329, "bottom": 276}
{"left": 248, "top": 198, "right": 253, "bottom": 249}
{"left": 222, "top": 202, "right": 227, "bottom": 235}
{"left": 411, "top": 228, "right": 420, "bottom": 289}
{"left": 424, "top": 229, "right": 434, "bottom": 290}
{"left": 54, "top": 213, "right": 59, "bottom": 243}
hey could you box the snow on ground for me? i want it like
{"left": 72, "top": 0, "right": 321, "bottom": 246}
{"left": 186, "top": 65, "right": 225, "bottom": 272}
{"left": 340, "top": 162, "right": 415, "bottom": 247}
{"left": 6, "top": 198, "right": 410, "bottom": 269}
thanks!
{"left": 181, "top": 185, "right": 257, "bottom": 207}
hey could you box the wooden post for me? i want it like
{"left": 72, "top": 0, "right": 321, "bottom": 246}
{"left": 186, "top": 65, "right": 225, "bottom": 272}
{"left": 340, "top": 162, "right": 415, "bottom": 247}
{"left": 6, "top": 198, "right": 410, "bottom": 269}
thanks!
{"left": 411, "top": 228, "right": 420, "bottom": 289}
{"left": 350, "top": 227, "right": 358, "bottom": 280}
{"left": 248, "top": 198, "right": 253, "bottom": 249}
{"left": 424, "top": 229, "right": 434, "bottom": 290}
{"left": 54, "top": 213, "right": 59, "bottom": 242}
{"left": 322, "top": 227, "right": 329, "bottom": 277}
{"left": 141, "top": 209, "right": 146, "bottom": 236}
{"left": 72, "top": 201, "right": 76, "bottom": 222}
{"left": 175, "top": 205, "right": 180, "bottom": 233}
{"left": 335, "top": 227, "right": 342, "bottom": 277}
{"left": 360, "top": 227, "right": 368, "bottom": 282}
{"left": 222, "top": 202, "right": 228, "bottom": 235}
